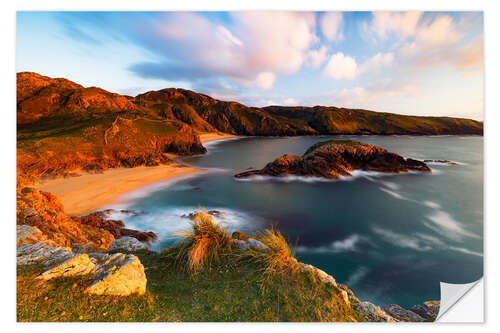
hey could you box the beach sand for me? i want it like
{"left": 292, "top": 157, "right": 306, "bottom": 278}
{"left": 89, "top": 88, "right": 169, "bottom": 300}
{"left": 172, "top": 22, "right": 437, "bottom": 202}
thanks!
{"left": 35, "top": 132, "right": 239, "bottom": 216}
{"left": 199, "top": 132, "right": 239, "bottom": 143}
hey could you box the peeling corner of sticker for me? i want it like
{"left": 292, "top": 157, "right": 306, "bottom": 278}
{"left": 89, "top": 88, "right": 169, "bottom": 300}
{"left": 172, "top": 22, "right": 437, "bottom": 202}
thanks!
{"left": 436, "top": 278, "right": 484, "bottom": 322}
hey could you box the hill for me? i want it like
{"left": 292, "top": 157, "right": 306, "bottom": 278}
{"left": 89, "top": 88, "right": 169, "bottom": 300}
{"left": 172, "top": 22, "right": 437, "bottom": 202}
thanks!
{"left": 17, "top": 72, "right": 483, "bottom": 179}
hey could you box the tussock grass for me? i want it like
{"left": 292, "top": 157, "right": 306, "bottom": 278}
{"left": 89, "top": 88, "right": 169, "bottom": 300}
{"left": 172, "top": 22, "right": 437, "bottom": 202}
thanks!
{"left": 245, "top": 228, "right": 300, "bottom": 281}
{"left": 174, "top": 210, "right": 233, "bottom": 272}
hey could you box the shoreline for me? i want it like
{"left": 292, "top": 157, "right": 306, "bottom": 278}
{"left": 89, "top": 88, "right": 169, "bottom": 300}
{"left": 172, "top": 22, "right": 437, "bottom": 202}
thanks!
{"left": 35, "top": 132, "right": 239, "bottom": 216}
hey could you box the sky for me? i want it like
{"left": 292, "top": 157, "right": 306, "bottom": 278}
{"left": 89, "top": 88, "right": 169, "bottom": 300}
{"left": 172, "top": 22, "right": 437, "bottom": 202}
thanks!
{"left": 16, "top": 11, "right": 484, "bottom": 120}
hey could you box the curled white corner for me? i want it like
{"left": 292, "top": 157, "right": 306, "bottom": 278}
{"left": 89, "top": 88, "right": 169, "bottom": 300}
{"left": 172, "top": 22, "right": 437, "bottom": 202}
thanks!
{"left": 436, "top": 278, "right": 484, "bottom": 322}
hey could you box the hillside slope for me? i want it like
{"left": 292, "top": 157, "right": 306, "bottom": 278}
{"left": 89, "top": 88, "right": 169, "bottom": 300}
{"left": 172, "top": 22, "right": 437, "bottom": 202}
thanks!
{"left": 17, "top": 72, "right": 483, "bottom": 178}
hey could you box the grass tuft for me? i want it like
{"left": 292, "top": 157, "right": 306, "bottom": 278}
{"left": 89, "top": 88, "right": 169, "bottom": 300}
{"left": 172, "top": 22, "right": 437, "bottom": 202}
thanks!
{"left": 174, "top": 210, "right": 233, "bottom": 272}
{"left": 245, "top": 228, "right": 300, "bottom": 281}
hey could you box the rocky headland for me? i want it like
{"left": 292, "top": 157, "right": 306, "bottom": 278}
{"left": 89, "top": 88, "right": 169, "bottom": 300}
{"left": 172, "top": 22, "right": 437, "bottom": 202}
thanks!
{"left": 16, "top": 72, "right": 451, "bottom": 321}
{"left": 235, "top": 139, "right": 431, "bottom": 179}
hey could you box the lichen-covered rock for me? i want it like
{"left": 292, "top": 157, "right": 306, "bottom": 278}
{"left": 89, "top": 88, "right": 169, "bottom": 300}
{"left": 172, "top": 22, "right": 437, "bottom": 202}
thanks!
{"left": 410, "top": 301, "right": 440, "bottom": 321}
{"left": 353, "top": 302, "right": 397, "bottom": 322}
{"left": 338, "top": 283, "right": 361, "bottom": 305}
{"left": 231, "top": 237, "right": 268, "bottom": 250}
{"left": 109, "top": 236, "right": 147, "bottom": 252}
{"left": 17, "top": 239, "right": 73, "bottom": 266}
{"left": 37, "top": 254, "right": 95, "bottom": 280}
{"left": 384, "top": 304, "right": 425, "bottom": 322}
{"left": 85, "top": 253, "right": 146, "bottom": 296}
{"left": 17, "top": 225, "right": 47, "bottom": 247}
{"left": 299, "top": 263, "right": 338, "bottom": 287}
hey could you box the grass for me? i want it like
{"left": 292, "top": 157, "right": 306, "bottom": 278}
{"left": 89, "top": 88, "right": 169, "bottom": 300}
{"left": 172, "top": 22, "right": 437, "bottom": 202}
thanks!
{"left": 17, "top": 249, "right": 363, "bottom": 322}
{"left": 17, "top": 211, "right": 364, "bottom": 322}
{"left": 174, "top": 211, "right": 233, "bottom": 272}
{"left": 244, "top": 228, "right": 300, "bottom": 282}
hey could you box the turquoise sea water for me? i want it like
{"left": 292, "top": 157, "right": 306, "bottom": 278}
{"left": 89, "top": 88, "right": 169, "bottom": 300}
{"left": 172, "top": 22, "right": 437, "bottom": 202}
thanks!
{"left": 107, "top": 135, "right": 483, "bottom": 308}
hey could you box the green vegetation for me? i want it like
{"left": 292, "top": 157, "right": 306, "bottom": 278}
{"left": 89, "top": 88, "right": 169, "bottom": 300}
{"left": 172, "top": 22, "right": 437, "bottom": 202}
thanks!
{"left": 244, "top": 228, "right": 300, "bottom": 282}
{"left": 17, "top": 212, "right": 364, "bottom": 322}
{"left": 174, "top": 211, "right": 234, "bottom": 272}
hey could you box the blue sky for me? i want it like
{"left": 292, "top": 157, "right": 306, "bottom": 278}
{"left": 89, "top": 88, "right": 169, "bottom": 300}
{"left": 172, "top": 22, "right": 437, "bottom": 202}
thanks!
{"left": 16, "top": 11, "right": 484, "bottom": 120}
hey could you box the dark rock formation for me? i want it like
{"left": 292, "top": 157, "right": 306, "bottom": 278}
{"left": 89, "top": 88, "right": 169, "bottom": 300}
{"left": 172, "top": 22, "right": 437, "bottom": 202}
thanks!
{"left": 235, "top": 140, "right": 431, "bottom": 179}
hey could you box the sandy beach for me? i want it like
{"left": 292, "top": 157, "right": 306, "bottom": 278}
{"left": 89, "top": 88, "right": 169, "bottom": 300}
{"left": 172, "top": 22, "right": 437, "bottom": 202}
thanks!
{"left": 199, "top": 132, "right": 239, "bottom": 143}
{"left": 36, "top": 132, "right": 239, "bottom": 216}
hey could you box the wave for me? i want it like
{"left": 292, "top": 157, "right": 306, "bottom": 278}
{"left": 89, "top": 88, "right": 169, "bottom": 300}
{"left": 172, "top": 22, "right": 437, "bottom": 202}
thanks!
{"left": 425, "top": 210, "right": 480, "bottom": 240}
{"left": 423, "top": 201, "right": 441, "bottom": 209}
{"left": 379, "top": 187, "right": 410, "bottom": 201}
{"left": 295, "top": 234, "right": 365, "bottom": 254}
{"left": 234, "top": 170, "right": 421, "bottom": 184}
{"left": 203, "top": 136, "right": 247, "bottom": 149}
{"left": 372, "top": 227, "right": 432, "bottom": 251}
{"left": 448, "top": 246, "right": 483, "bottom": 257}
{"left": 345, "top": 266, "right": 369, "bottom": 286}
{"left": 234, "top": 175, "right": 337, "bottom": 183}
{"left": 425, "top": 160, "right": 467, "bottom": 166}
{"left": 107, "top": 206, "right": 261, "bottom": 251}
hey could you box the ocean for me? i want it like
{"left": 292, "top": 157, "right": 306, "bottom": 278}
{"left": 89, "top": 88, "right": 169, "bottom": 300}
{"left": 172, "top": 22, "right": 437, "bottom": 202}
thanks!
{"left": 107, "top": 135, "right": 483, "bottom": 308}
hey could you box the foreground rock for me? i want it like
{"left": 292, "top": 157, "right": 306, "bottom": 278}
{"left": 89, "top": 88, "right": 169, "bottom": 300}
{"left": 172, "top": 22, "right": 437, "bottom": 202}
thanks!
{"left": 17, "top": 225, "right": 147, "bottom": 296}
{"left": 384, "top": 304, "right": 425, "bottom": 322}
{"left": 109, "top": 236, "right": 148, "bottom": 252}
{"left": 410, "top": 301, "right": 440, "bottom": 321}
{"left": 235, "top": 140, "right": 431, "bottom": 180}
{"left": 85, "top": 253, "right": 146, "bottom": 296}
{"left": 353, "top": 302, "right": 397, "bottom": 322}
{"left": 37, "top": 254, "right": 95, "bottom": 280}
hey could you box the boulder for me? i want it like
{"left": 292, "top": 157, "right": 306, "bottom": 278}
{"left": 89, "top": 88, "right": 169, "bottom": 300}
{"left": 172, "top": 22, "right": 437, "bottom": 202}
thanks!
{"left": 384, "top": 304, "right": 425, "bottom": 322}
{"left": 410, "top": 301, "right": 440, "bottom": 321}
{"left": 17, "top": 224, "right": 72, "bottom": 266}
{"left": 299, "top": 263, "right": 337, "bottom": 287}
{"left": 109, "top": 236, "right": 148, "bottom": 252}
{"left": 17, "top": 225, "right": 47, "bottom": 247}
{"left": 37, "top": 254, "right": 95, "bottom": 280}
{"left": 338, "top": 283, "right": 361, "bottom": 304}
{"left": 85, "top": 253, "right": 146, "bottom": 296}
{"left": 352, "top": 302, "right": 397, "bottom": 322}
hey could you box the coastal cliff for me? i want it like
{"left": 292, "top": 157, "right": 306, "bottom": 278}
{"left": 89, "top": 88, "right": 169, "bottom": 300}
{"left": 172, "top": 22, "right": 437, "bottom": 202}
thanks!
{"left": 16, "top": 72, "right": 449, "bottom": 322}
{"left": 235, "top": 140, "right": 431, "bottom": 179}
{"left": 17, "top": 72, "right": 481, "bottom": 179}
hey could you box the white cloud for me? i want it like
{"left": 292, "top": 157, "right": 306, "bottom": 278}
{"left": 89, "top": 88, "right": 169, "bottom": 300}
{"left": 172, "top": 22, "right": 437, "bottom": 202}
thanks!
{"left": 323, "top": 52, "right": 358, "bottom": 79}
{"left": 306, "top": 46, "right": 328, "bottom": 68}
{"left": 320, "top": 12, "right": 344, "bottom": 42}
{"left": 254, "top": 72, "right": 276, "bottom": 90}
{"left": 323, "top": 52, "right": 394, "bottom": 80}
{"left": 330, "top": 83, "right": 421, "bottom": 106}
{"left": 358, "top": 52, "right": 394, "bottom": 75}
{"left": 451, "top": 38, "right": 484, "bottom": 74}
{"left": 283, "top": 97, "right": 298, "bottom": 106}
{"left": 364, "top": 11, "right": 423, "bottom": 40}
{"left": 129, "top": 11, "right": 319, "bottom": 91}
{"left": 232, "top": 11, "right": 318, "bottom": 77}
{"left": 216, "top": 25, "right": 243, "bottom": 46}
{"left": 415, "top": 15, "right": 461, "bottom": 48}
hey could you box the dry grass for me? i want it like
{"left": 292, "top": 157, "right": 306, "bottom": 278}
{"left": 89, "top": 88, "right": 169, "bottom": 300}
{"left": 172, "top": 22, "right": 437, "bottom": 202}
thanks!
{"left": 245, "top": 228, "right": 300, "bottom": 281}
{"left": 174, "top": 210, "right": 233, "bottom": 271}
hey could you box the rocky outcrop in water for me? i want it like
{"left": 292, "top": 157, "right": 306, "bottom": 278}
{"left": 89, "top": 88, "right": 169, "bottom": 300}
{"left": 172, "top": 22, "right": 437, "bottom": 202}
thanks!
{"left": 235, "top": 140, "right": 431, "bottom": 179}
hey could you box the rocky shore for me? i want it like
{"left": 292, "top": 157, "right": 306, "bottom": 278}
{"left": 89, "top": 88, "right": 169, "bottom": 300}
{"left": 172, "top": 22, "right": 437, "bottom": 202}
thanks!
{"left": 235, "top": 139, "right": 431, "bottom": 179}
